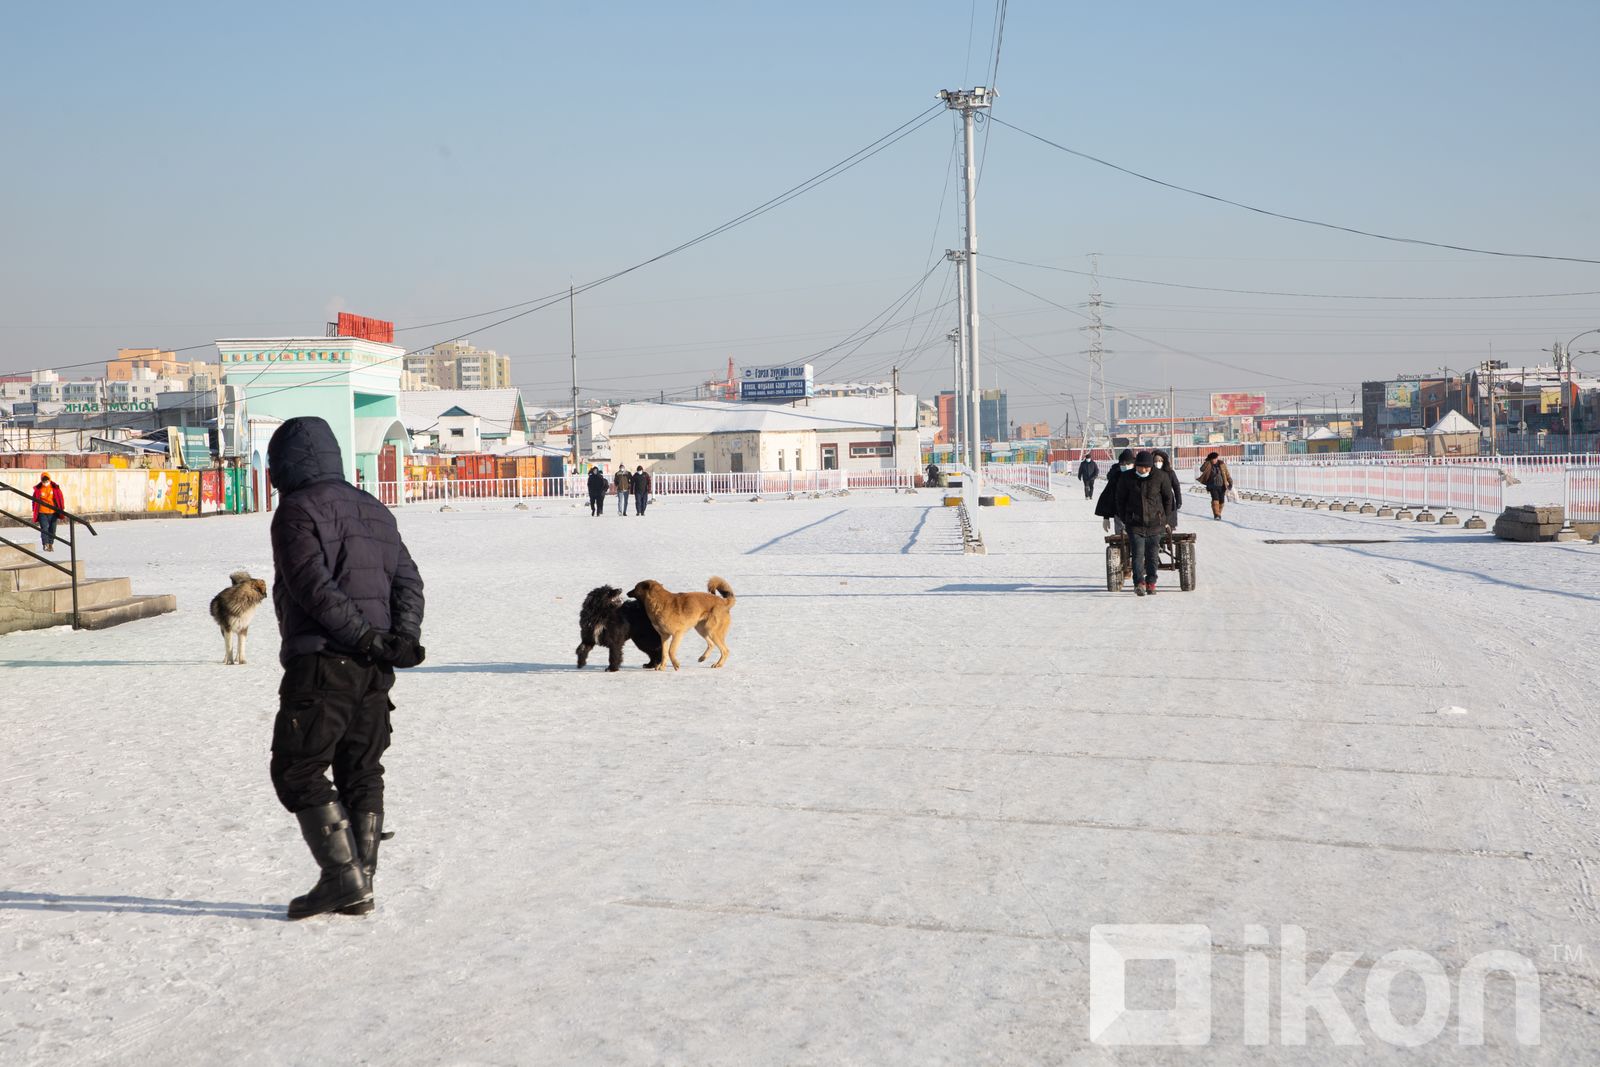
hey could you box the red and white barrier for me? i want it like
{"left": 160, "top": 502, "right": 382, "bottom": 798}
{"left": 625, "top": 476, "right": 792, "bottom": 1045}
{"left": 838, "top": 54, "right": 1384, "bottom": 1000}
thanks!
{"left": 1565, "top": 467, "right": 1600, "bottom": 524}
{"left": 1231, "top": 463, "right": 1502, "bottom": 516}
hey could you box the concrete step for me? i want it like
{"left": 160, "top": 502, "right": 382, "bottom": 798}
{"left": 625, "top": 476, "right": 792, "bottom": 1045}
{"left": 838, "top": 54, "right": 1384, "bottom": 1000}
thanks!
{"left": 0, "top": 560, "right": 83, "bottom": 592}
{"left": 0, "top": 541, "right": 48, "bottom": 568}
{"left": 76, "top": 594, "right": 178, "bottom": 630}
{"left": 8, "top": 577, "right": 132, "bottom": 614}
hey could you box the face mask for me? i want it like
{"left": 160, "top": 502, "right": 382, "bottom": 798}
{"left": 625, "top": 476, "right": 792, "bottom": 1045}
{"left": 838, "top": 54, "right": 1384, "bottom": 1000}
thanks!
{"left": 1120, "top": 463, "right": 1133, "bottom": 471}
{"left": 1155, "top": 459, "right": 1165, "bottom": 469}
{"left": 1136, "top": 469, "right": 1151, "bottom": 479}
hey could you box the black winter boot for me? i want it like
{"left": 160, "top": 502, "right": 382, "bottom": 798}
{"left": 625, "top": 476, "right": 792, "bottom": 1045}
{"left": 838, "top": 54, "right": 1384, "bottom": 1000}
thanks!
{"left": 337, "top": 811, "right": 384, "bottom": 916}
{"left": 287, "top": 802, "right": 371, "bottom": 920}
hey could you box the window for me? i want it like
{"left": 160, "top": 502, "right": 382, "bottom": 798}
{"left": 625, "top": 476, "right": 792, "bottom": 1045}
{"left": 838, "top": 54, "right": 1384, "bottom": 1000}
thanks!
{"left": 642, "top": 451, "right": 675, "bottom": 460}
{"left": 821, "top": 445, "right": 838, "bottom": 470}
{"left": 849, "top": 442, "right": 893, "bottom": 458}
{"left": 450, "top": 428, "right": 465, "bottom": 438}
{"left": 794, "top": 449, "right": 801, "bottom": 470}
{"left": 730, "top": 452, "right": 744, "bottom": 473}
{"left": 777, "top": 451, "right": 785, "bottom": 471}
{"left": 692, "top": 451, "right": 705, "bottom": 474}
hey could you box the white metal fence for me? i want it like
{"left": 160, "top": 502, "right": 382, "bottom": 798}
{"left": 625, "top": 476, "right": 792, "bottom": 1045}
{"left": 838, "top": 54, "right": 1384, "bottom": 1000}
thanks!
{"left": 1566, "top": 467, "right": 1600, "bottom": 523}
{"left": 1237, "top": 451, "right": 1592, "bottom": 472}
{"left": 981, "top": 464, "right": 1051, "bottom": 494}
{"left": 372, "top": 469, "right": 916, "bottom": 506}
{"left": 1232, "top": 463, "right": 1503, "bottom": 516}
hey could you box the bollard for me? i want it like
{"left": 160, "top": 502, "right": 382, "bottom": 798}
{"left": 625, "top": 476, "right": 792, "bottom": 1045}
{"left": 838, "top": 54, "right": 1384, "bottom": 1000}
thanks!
{"left": 1360, "top": 503, "right": 1377, "bottom": 514}
{"left": 1437, "top": 511, "right": 1460, "bottom": 526}
{"left": 1414, "top": 509, "right": 1436, "bottom": 523}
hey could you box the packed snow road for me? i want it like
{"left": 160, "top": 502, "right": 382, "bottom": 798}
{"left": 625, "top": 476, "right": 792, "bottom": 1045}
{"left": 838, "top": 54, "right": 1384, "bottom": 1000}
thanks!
{"left": 3, "top": 486, "right": 1598, "bottom": 1064}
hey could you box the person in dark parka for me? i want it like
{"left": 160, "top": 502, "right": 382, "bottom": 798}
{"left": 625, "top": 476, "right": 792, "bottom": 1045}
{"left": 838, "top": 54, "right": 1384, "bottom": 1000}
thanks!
{"left": 586, "top": 466, "right": 607, "bottom": 516}
{"left": 1076, "top": 454, "right": 1099, "bottom": 499}
{"left": 633, "top": 466, "right": 651, "bottom": 515}
{"left": 1094, "top": 448, "right": 1136, "bottom": 532}
{"left": 1114, "top": 450, "right": 1176, "bottom": 596}
{"left": 267, "top": 416, "right": 426, "bottom": 919}
{"left": 1152, "top": 449, "right": 1183, "bottom": 529}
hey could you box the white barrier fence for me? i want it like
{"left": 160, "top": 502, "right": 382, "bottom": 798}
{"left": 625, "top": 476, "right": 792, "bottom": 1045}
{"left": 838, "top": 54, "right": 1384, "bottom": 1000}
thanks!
{"left": 1231, "top": 463, "right": 1503, "bottom": 516}
{"left": 373, "top": 469, "right": 916, "bottom": 506}
{"left": 1566, "top": 467, "right": 1600, "bottom": 523}
{"left": 982, "top": 464, "right": 1051, "bottom": 495}
{"left": 1238, "top": 452, "right": 1592, "bottom": 471}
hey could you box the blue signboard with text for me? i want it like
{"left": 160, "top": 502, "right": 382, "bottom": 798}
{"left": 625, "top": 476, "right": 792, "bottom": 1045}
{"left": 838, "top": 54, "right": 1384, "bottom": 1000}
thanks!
{"left": 740, "top": 363, "right": 814, "bottom": 401}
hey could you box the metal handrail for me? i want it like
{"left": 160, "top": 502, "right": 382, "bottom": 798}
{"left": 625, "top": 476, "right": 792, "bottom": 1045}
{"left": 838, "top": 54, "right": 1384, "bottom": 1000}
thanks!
{"left": 0, "top": 482, "right": 98, "bottom": 629}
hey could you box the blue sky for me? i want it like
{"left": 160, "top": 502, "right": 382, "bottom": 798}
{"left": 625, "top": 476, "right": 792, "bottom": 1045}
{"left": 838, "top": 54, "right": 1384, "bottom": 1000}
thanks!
{"left": 3, "top": 1, "right": 1598, "bottom": 425}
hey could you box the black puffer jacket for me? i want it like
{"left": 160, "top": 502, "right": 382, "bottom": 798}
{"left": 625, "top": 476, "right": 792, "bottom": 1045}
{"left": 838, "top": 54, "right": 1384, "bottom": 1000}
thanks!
{"left": 1114, "top": 469, "right": 1176, "bottom": 536}
{"left": 1152, "top": 449, "right": 1183, "bottom": 525}
{"left": 1094, "top": 464, "right": 1127, "bottom": 519}
{"left": 268, "top": 417, "right": 425, "bottom": 667}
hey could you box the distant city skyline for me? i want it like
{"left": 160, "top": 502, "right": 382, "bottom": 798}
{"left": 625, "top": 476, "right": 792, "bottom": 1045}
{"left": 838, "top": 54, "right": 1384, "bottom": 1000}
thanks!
{"left": 3, "top": 1, "right": 1598, "bottom": 427}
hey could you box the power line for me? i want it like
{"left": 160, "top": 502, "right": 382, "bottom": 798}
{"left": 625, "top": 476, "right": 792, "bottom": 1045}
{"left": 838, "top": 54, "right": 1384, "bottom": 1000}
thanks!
{"left": 991, "top": 117, "right": 1600, "bottom": 266}
{"left": 985, "top": 254, "right": 1600, "bottom": 301}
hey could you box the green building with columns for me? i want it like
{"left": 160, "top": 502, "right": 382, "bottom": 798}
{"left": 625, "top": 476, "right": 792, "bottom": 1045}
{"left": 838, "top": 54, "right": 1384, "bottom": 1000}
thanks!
{"left": 217, "top": 335, "right": 412, "bottom": 493}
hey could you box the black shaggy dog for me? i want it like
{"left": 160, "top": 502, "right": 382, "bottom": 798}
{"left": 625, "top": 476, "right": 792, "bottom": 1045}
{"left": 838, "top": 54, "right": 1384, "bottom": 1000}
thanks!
{"left": 576, "top": 585, "right": 664, "bottom": 671}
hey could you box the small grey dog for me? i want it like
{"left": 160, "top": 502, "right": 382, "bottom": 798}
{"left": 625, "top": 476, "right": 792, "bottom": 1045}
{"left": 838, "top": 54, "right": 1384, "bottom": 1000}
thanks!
{"left": 209, "top": 570, "right": 269, "bottom": 665}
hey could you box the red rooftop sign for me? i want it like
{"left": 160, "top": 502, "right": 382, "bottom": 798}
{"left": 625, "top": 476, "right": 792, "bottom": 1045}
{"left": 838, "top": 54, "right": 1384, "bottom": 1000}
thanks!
{"left": 336, "top": 312, "right": 394, "bottom": 343}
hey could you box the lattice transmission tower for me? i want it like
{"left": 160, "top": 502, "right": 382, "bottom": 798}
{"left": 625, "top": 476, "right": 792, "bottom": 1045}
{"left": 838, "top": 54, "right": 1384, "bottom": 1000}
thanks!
{"left": 1079, "top": 253, "right": 1112, "bottom": 452}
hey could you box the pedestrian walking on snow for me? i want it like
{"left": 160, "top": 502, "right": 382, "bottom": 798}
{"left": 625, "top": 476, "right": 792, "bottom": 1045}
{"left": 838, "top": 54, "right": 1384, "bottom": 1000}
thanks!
{"left": 1198, "top": 452, "right": 1232, "bottom": 520}
{"left": 1152, "top": 449, "right": 1183, "bottom": 529}
{"left": 587, "top": 466, "right": 607, "bottom": 516}
{"left": 31, "top": 472, "right": 66, "bottom": 552}
{"left": 1095, "top": 449, "right": 1135, "bottom": 534}
{"left": 266, "top": 416, "right": 426, "bottom": 920}
{"left": 1076, "top": 455, "right": 1099, "bottom": 499}
{"left": 925, "top": 462, "right": 942, "bottom": 489}
{"left": 1115, "top": 450, "right": 1175, "bottom": 597}
{"left": 614, "top": 467, "right": 632, "bottom": 515}
{"left": 633, "top": 466, "right": 651, "bottom": 516}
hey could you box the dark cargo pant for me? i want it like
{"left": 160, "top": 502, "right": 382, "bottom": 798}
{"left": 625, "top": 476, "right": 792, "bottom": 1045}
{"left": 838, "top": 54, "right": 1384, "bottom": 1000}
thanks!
{"left": 270, "top": 652, "right": 394, "bottom": 815}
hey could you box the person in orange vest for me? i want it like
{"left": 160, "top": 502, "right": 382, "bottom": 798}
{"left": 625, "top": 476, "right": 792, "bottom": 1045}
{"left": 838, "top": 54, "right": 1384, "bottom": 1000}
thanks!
{"left": 32, "top": 473, "right": 66, "bottom": 553}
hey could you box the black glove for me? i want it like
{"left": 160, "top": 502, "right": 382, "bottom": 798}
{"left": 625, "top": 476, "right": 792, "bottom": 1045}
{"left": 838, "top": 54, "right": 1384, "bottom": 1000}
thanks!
{"left": 357, "top": 630, "right": 426, "bottom": 669}
{"left": 388, "top": 634, "right": 427, "bottom": 669}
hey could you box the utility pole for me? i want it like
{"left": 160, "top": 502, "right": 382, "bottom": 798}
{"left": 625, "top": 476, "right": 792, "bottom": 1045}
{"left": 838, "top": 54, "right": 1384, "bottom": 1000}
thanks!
{"left": 1483, "top": 360, "right": 1498, "bottom": 456}
{"left": 946, "top": 326, "right": 963, "bottom": 464}
{"left": 940, "top": 85, "right": 995, "bottom": 490}
{"left": 1168, "top": 385, "right": 1175, "bottom": 457}
{"left": 569, "top": 285, "right": 579, "bottom": 473}
{"left": 891, "top": 366, "right": 901, "bottom": 487}
{"left": 945, "top": 249, "right": 969, "bottom": 468}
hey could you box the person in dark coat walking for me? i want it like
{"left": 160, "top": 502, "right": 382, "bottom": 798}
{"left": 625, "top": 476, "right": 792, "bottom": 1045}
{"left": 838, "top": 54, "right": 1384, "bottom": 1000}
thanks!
{"left": 31, "top": 472, "right": 66, "bottom": 552}
{"left": 267, "top": 416, "right": 425, "bottom": 919}
{"left": 1114, "top": 450, "right": 1176, "bottom": 596}
{"left": 614, "top": 466, "right": 632, "bottom": 515}
{"left": 925, "top": 462, "right": 941, "bottom": 489}
{"left": 1198, "top": 451, "right": 1233, "bottom": 520}
{"left": 1152, "top": 449, "right": 1183, "bottom": 529}
{"left": 1076, "top": 455, "right": 1099, "bottom": 499}
{"left": 1094, "top": 448, "right": 1135, "bottom": 533}
{"left": 586, "top": 466, "right": 607, "bottom": 516}
{"left": 633, "top": 466, "right": 651, "bottom": 515}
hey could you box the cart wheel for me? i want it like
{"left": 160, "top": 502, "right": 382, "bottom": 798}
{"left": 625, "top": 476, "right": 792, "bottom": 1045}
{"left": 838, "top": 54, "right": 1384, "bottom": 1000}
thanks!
{"left": 1106, "top": 546, "right": 1125, "bottom": 592}
{"left": 1178, "top": 540, "right": 1197, "bottom": 592}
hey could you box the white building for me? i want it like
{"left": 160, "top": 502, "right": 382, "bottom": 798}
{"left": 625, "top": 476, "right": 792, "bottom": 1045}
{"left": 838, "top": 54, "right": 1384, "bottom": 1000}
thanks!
{"left": 398, "top": 388, "right": 531, "bottom": 453}
{"left": 608, "top": 396, "right": 920, "bottom": 475}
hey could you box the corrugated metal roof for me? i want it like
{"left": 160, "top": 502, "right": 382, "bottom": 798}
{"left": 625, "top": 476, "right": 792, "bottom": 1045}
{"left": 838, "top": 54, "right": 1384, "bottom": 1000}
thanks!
{"left": 609, "top": 396, "right": 919, "bottom": 437}
{"left": 399, "top": 389, "right": 527, "bottom": 432}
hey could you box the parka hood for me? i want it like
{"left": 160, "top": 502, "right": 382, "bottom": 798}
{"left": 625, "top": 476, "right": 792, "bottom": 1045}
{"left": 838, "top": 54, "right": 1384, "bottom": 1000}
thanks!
{"left": 267, "top": 417, "right": 346, "bottom": 493}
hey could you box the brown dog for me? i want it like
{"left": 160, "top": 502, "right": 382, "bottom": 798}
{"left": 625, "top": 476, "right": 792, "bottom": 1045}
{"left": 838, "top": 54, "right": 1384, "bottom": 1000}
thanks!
{"left": 209, "top": 570, "right": 269, "bottom": 665}
{"left": 627, "top": 577, "right": 736, "bottom": 670}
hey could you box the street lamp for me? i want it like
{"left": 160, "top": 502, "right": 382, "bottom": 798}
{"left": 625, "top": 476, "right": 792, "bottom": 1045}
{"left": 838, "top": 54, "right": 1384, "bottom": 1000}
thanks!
{"left": 1561, "top": 328, "right": 1600, "bottom": 452}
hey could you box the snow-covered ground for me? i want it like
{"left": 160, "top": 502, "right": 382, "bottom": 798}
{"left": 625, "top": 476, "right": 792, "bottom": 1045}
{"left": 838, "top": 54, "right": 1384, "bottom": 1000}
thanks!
{"left": 3, "top": 485, "right": 1599, "bottom": 1064}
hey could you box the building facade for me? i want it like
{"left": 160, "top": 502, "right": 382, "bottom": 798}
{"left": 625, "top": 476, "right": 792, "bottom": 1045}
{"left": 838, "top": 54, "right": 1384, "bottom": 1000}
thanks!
{"left": 404, "top": 340, "right": 512, "bottom": 391}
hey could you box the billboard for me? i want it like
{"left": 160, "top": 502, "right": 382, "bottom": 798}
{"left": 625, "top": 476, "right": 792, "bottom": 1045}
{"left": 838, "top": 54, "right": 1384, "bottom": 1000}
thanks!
{"left": 1384, "top": 382, "right": 1416, "bottom": 410}
{"left": 1210, "top": 392, "right": 1268, "bottom": 418}
{"left": 740, "top": 363, "right": 814, "bottom": 401}
{"left": 336, "top": 312, "right": 395, "bottom": 344}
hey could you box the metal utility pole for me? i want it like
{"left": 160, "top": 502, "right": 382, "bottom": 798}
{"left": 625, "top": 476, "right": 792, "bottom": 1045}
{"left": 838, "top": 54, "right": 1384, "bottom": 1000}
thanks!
{"left": 946, "top": 326, "right": 964, "bottom": 463}
{"left": 945, "top": 249, "right": 970, "bottom": 468}
{"left": 1168, "top": 385, "right": 1175, "bottom": 456}
{"left": 1560, "top": 330, "right": 1600, "bottom": 452}
{"left": 940, "top": 85, "right": 995, "bottom": 488}
{"left": 891, "top": 366, "right": 901, "bottom": 486}
{"left": 569, "top": 285, "right": 579, "bottom": 472}
{"left": 1482, "top": 360, "right": 1497, "bottom": 456}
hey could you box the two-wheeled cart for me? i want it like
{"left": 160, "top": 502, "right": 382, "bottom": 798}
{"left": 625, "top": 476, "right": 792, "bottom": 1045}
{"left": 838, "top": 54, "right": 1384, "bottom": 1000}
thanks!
{"left": 1104, "top": 530, "right": 1197, "bottom": 592}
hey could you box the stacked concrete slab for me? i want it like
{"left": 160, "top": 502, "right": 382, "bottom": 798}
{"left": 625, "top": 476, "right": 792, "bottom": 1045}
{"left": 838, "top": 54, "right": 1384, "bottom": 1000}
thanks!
{"left": 0, "top": 542, "right": 176, "bottom": 635}
{"left": 1492, "top": 505, "right": 1566, "bottom": 542}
